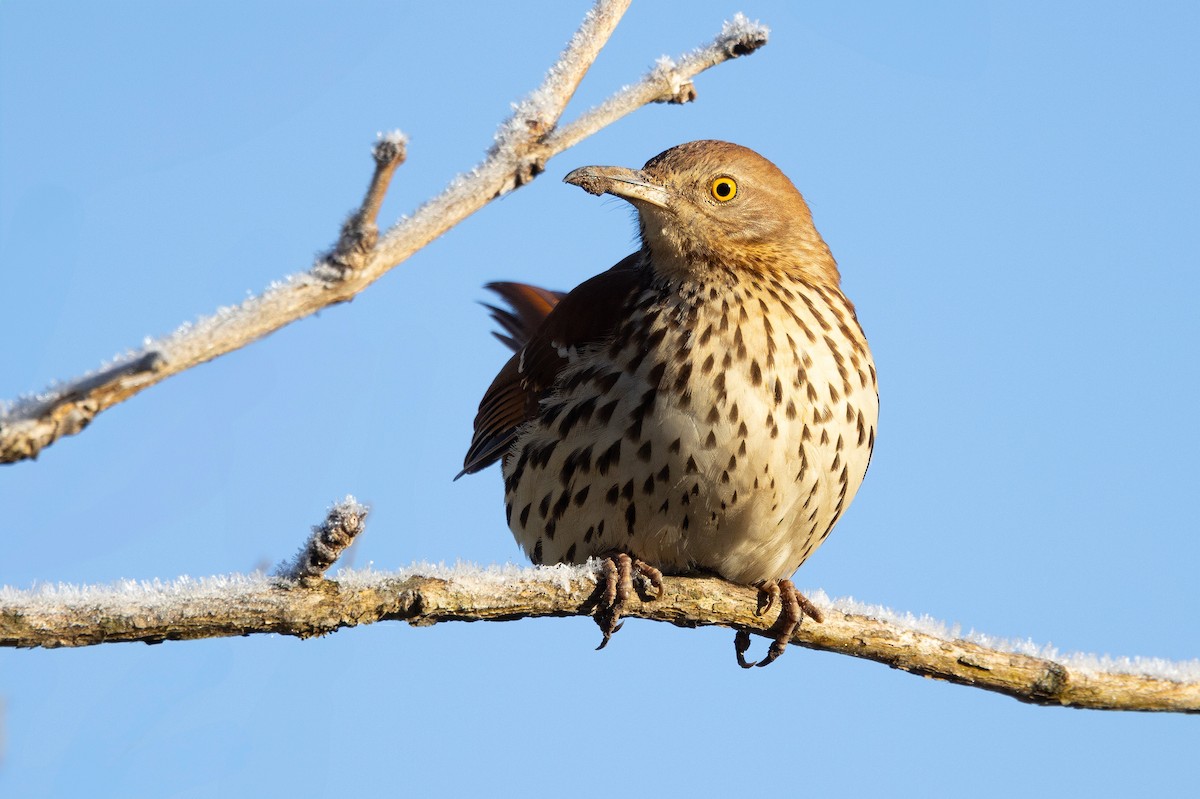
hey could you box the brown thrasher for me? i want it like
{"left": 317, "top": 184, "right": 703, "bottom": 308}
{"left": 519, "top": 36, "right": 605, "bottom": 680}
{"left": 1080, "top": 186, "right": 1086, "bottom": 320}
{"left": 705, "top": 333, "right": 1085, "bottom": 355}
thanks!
{"left": 461, "top": 140, "right": 877, "bottom": 666}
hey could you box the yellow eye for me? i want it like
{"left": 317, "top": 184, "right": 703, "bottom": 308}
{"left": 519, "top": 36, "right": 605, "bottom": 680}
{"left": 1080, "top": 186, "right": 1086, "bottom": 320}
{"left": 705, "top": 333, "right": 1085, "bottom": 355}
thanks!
{"left": 710, "top": 176, "right": 737, "bottom": 202}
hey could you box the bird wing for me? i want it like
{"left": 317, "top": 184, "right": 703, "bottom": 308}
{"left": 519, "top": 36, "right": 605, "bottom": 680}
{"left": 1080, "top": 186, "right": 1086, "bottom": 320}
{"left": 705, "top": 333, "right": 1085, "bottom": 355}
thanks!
{"left": 459, "top": 252, "right": 646, "bottom": 477}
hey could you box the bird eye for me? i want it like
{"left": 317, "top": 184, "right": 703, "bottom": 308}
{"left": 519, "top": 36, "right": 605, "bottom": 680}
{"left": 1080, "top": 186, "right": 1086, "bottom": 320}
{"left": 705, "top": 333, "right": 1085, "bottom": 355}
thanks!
{"left": 710, "top": 176, "right": 737, "bottom": 202}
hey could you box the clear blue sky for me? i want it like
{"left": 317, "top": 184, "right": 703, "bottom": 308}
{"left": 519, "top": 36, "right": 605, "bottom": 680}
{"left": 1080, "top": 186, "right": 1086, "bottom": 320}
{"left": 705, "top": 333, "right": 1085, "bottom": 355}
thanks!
{"left": 2, "top": 2, "right": 1197, "bottom": 795}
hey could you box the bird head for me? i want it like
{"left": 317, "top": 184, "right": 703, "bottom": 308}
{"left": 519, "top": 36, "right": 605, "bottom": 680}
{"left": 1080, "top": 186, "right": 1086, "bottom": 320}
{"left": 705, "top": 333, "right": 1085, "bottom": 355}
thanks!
{"left": 564, "top": 140, "right": 839, "bottom": 286}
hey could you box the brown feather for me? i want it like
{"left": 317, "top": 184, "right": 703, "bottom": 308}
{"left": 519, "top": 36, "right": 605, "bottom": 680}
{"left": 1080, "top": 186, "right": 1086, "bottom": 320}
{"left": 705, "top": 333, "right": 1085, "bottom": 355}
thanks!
{"left": 459, "top": 253, "right": 646, "bottom": 477}
{"left": 483, "top": 283, "right": 565, "bottom": 352}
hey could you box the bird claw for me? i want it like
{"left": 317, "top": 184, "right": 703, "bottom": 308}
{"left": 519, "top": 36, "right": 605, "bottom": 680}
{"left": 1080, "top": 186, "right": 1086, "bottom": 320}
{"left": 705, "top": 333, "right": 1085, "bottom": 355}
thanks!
{"left": 734, "top": 579, "right": 823, "bottom": 668}
{"left": 592, "top": 552, "right": 663, "bottom": 650}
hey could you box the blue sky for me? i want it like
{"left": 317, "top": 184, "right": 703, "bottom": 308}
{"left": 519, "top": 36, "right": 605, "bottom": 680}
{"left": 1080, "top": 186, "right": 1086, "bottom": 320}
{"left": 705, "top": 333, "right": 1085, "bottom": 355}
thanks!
{"left": 2, "top": 2, "right": 1197, "bottom": 795}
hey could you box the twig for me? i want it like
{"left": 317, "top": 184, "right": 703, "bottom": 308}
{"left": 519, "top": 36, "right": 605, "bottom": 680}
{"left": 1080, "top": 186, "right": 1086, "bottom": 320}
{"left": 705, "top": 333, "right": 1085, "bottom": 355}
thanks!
{"left": 276, "top": 497, "right": 369, "bottom": 582}
{"left": 0, "top": 4, "right": 769, "bottom": 464}
{"left": 1, "top": 565, "right": 1195, "bottom": 714}
{"left": 331, "top": 133, "right": 408, "bottom": 268}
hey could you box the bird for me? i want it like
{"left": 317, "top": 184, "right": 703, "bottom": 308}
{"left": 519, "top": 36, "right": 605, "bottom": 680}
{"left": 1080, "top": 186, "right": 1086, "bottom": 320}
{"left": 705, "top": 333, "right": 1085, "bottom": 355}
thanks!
{"left": 461, "top": 140, "right": 877, "bottom": 667}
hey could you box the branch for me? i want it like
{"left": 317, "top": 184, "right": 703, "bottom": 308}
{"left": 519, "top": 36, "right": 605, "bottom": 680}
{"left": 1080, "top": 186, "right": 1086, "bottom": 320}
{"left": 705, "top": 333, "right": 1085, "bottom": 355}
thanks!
{"left": 0, "top": 5, "right": 769, "bottom": 464}
{"left": 2, "top": 526, "right": 1196, "bottom": 714}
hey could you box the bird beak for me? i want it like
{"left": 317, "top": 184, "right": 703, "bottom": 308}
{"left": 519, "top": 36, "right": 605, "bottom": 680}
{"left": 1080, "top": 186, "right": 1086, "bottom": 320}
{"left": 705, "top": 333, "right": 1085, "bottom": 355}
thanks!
{"left": 564, "top": 165, "right": 671, "bottom": 209}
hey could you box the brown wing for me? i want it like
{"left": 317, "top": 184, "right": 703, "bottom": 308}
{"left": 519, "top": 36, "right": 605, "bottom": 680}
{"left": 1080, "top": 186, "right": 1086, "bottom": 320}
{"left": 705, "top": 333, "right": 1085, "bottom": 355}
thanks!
{"left": 458, "top": 252, "right": 646, "bottom": 477}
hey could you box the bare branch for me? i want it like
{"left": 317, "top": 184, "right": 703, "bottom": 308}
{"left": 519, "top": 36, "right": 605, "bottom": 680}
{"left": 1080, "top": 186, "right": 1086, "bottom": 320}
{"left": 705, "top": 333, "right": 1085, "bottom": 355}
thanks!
{"left": 544, "top": 15, "right": 770, "bottom": 154}
{"left": 2, "top": 564, "right": 1195, "bottom": 714}
{"left": 0, "top": 6, "right": 767, "bottom": 465}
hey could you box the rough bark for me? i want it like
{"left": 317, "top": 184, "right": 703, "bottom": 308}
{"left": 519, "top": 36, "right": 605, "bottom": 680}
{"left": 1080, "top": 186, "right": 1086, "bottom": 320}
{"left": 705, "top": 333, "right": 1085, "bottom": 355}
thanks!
{"left": 2, "top": 565, "right": 1195, "bottom": 714}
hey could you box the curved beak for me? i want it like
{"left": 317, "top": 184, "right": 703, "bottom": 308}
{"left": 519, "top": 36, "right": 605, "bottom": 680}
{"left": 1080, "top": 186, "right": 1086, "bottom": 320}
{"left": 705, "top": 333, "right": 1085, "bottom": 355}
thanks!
{"left": 563, "top": 165, "right": 671, "bottom": 209}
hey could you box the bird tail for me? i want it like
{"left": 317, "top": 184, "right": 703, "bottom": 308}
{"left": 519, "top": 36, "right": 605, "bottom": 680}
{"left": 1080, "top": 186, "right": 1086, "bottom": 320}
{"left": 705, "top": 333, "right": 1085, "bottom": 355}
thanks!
{"left": 482, "top": 282, "right": 564, "bottom": 352}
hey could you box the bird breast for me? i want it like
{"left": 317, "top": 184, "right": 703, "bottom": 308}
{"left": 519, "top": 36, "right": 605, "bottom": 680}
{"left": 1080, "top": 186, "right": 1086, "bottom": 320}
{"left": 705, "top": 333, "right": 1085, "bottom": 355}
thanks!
{"left": 502, "top": 271, "right": 878, "bottom": 585}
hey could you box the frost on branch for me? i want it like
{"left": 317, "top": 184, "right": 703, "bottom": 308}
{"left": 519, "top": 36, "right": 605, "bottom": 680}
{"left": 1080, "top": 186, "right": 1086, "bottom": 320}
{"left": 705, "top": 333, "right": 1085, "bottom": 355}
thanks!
{"left": 2, "top": 559, "right": 1197, "bottom": 712}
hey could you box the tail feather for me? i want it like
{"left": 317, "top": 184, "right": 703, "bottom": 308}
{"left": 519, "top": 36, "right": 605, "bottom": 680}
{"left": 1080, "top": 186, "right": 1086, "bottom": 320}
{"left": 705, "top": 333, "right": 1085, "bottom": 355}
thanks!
{"left": 483, "top": 282, "right": 564, "bottom": 353}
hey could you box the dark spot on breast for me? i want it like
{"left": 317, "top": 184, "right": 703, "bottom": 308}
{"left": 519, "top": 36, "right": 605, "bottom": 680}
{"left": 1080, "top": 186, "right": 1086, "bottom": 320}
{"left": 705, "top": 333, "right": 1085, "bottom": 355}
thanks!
{"left": 686, "top": 455, "right": 699, "bottom": 474}
{"left": 519, "top": 503, "right": 532, "bottom": 527}
{"left": 643, "top": 475, "right": 655, "bottom": 495}
{"left": 625, "top": 503, "right": 637, "bottom": 535}
{"left": 674, "top": 362, "right": 693, "bottom": 392}
{"left": 750, "top": 360, "right": 762, "bottom": 385}
{"left": 584, "top": 525, "right": 595, "bottom": 543}
{"left": 645, "top": 326, "right": 667, "bottom": 352}
{"left": 596, "top": 439, "right": 621, "bottom": 475}
{"left": 595, "top": 399, "right": 620, "bottom": 425}
{"left": 706, "top": 406, "right": 720, "bottom": 424}
{"left": 774, "top": 378, "right": 783, "bottom": 405}
{"left": 505, "top": 501, "right": 513, "bottom": 525}
{"left": 606, "top": 484, "right": 620, "bottom": 505}
{"left": 668, "top": 437, "right": 681, "bottom": 454}
{"left": 532, "top": 539, "right": 543, "bottom": 565}
{"left": 647, "top": 360, "right": 667, "bottom": 388}
{"left": 544, "top": 518, "right": 557, "bottom": 539}
{"left": 621, "top": 479, "right": 635, "bottom": 500}
{"left": 538, "top": 492, "right": 552, "bottom": 519}
{"left": 704, "top": 430, "right": 717, "bottom": 449}
{"left": 701, "top": 353, "right": 715, "bottom": 374}
{"left": 637, "top": 440, "right": 653, "bottom": 462}
{"left": 565, "top": 544, "right": 577, "bottom": 562}
{"left": 574, "top": 485, "right": 591, "bottom": 506}
{"left": 532, "top": 440, "right": 558, "bottom": 469}
{"left": 657, "top": 464, "right": 670, "bottom": 482}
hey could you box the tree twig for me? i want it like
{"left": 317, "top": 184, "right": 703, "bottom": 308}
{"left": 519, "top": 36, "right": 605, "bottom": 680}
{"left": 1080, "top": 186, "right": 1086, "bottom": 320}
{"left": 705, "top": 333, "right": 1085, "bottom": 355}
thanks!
{"left": 0, "top": 4, "right": 769, "bottom": 464}
{"left": 2, "top": 562, "right": 1195, "bottom": 714}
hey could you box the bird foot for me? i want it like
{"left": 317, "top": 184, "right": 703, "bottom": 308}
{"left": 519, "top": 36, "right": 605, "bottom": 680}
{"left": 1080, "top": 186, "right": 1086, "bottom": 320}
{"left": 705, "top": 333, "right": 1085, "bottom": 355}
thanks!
{"left": 734, "top": 579, "right": 823, "bottom": 668}
{"left": 593, "top": 552, "right": 664, "bottom": 650}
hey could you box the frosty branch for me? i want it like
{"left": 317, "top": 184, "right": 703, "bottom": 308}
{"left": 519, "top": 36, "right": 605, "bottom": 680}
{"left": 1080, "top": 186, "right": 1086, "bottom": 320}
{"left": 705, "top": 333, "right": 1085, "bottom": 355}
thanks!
{"left": 2, "top": 503, "right": 1196, "bottom": 715}
{"left": 0, "top": 0, "right": 769, "bottom": 464}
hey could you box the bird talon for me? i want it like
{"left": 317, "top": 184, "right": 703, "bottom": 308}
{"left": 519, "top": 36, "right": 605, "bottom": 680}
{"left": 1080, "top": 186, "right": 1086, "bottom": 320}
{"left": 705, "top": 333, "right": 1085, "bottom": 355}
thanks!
{"left": 734, "top": 629, "right": 757, "bottom": 668}
{"left": 591, "top": 553, "right": 660, "bottom": 651}
{"left": 633, "top": 558, "right": 665, "bottom": 600}
{"left": 756, "top": 581, "right": 779, "bottom": 617}
{"left": 733, "top": 579, "right": 822, "bottom": 668}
